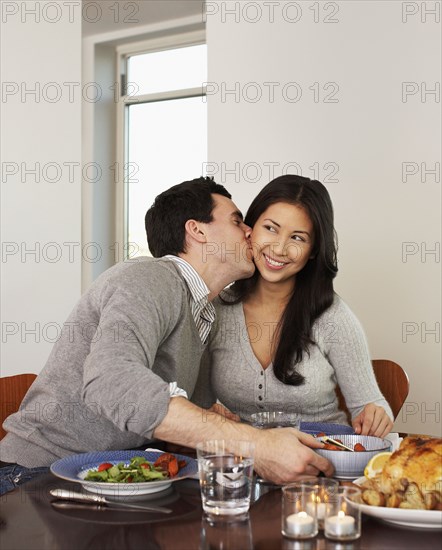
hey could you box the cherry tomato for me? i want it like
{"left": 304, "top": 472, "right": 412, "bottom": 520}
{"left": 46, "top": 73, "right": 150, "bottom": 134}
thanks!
{"left": 97, "top": 462, "right": 113, "bottom": 472}
{"left": 323, "top": 443, "right": 343, "bottom": 451}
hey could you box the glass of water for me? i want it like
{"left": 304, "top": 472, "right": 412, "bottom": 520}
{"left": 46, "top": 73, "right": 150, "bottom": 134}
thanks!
{"left": 197, "top": 440, "right": 255, "bottom": 518}
{"left": 250, "top": 411, "right": 301, "bottom": 430}
{"left": 249, "top": 411, "right": 300, "bottom": 486}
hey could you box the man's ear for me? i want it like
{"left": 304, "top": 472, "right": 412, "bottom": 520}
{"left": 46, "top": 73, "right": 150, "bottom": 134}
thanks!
{"left": 184, "top": 219, "right": 207, "bottom": 244}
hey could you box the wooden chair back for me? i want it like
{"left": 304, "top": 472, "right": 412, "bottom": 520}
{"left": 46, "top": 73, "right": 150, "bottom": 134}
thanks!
{"left": 336, "top": 359, "right": 410, "bottom": 422}
{"left": 0, "top": 373, "right": 37, "bottom": 440}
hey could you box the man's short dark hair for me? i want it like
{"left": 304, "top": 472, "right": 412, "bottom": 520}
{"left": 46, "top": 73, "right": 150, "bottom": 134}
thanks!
{"left": 145, "top": 177, "right": 231, "bottom": 257}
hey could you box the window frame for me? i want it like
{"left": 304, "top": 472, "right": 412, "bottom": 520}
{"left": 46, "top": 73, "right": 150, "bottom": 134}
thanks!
{"left": 115, "top": 30, "right": 207, "bottom": 261}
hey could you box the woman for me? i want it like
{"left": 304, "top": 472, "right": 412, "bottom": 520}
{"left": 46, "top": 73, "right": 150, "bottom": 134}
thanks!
{"left": 200, "top": 175, "right": 393, "bottom": 438}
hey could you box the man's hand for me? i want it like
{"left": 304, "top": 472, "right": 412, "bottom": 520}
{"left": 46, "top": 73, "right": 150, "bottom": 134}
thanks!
{"left": 253, "top": 428, "right": 334, "bottom": 484}
{"left": 154, "top": 399, "right": 332, "bottom": 482}
{"left": 352, "top": 403, "right": 393, "bottom": 438}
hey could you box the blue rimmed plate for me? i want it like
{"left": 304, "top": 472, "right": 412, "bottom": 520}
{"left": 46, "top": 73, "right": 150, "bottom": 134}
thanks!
{"left": 300, "top": 422, "right": 355, "bottom": 436}
{"left": 50, "top": 450, "right": 198, "bottom": 498}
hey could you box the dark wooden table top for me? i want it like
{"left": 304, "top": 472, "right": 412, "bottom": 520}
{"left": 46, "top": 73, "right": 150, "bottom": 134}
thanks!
{"left": 0, "top": 473, "right": 440, "bottom": 550}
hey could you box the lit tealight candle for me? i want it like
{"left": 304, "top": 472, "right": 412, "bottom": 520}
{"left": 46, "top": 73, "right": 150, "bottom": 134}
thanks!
{"left": 285, "top": 511, "right": 315, "bottom": 537}
{"left": 324, "top": 511, "right": 355, "bottom": 537}
{"left": 316, "top": 502, "right": 326, "bottom": 520}
{"left": 306, "top": 500, "right": 326, "bottom": 524}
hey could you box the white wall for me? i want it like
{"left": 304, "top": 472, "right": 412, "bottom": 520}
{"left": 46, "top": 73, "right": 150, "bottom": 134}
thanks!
{"left": 1, "top": 1, "right": 439, "bottom": 437}
{"left": 207, "top": 1, "right": 441, "bottom": 435}
{"left": 0, "top": 3, "right": 202, "bottom": 376}
{"left": 82, "top": 0, "right": 204, "bottom": 37}
{"left": 1, "top": 3, "right": 82, "bottom": 376}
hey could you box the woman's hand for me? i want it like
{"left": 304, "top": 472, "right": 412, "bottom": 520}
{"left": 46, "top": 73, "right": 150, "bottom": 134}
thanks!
{"left": 207, "top": 403, "right": 240, "bottom": 422}
{"left": 352, "top": 403, "right": 393, "bottom": 438}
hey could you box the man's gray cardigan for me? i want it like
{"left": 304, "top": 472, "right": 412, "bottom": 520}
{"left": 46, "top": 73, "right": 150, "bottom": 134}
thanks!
{"left": 0, "top": 257, "right": 206, "bottom": 467}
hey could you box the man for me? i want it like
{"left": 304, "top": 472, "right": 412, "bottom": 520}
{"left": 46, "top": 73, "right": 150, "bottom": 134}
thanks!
{"left": 0, "top": 178, "right": 331, "bottom": 494}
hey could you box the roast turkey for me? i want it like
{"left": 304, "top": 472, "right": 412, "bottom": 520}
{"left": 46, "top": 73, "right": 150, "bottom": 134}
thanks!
{"left": 380, "top": 437, "right": 442, "bottom": 497}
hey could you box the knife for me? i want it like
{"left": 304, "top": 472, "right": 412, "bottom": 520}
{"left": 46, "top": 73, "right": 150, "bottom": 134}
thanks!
{"left": 51, "top": 501, "right": 157, "bottom": 513}
{"left": 49, "top": 489, "right": 172, "bottom": 514}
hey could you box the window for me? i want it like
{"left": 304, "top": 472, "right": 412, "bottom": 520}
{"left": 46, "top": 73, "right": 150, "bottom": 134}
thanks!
{"left": 116, "top": 35, "right": 207, "bottom": 259}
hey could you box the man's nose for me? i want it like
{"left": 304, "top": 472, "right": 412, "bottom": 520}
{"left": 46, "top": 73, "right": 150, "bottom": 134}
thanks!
{"left": 242, "top": 223, "right": 252, "bottom": 239}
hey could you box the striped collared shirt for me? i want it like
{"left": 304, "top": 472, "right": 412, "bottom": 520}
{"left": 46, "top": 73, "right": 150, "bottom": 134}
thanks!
{"left": 165, "top": 255, "right": 215, "bottom": 344}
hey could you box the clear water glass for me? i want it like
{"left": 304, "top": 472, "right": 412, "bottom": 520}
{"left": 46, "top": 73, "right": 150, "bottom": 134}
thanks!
{"left": 197, "top": 440, "right": 255, "bottom": 518}
{"left": 250, "top": 411, "right": 301, "bottom": 430}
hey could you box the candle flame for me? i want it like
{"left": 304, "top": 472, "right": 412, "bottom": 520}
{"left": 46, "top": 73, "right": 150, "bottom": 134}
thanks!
{"left": 298, "top": 511, "right": 308, "bottom": 518}
{"left": 337, "top": 511, "right": 346, "bottom": 518}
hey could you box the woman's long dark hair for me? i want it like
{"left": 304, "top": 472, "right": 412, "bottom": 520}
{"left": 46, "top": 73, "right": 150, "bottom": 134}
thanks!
{"left": 225, "top": 175, "right": 338, "bottom": 386}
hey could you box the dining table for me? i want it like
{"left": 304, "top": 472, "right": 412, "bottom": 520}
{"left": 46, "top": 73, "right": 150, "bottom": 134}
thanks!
{"left": 0, "top": 463, "right": 440, "bottom": 550}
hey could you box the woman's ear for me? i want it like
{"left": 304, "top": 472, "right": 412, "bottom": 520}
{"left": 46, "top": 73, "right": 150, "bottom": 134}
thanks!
{"left": 184, "top": 219, "right": 207, "bottom": 244}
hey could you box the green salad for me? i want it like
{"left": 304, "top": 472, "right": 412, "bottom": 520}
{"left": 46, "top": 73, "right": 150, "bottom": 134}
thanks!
{"left": 84, "top": 456, "right": 168, "bottom": 483}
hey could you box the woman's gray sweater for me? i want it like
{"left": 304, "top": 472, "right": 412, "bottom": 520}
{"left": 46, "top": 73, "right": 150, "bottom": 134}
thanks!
{"left": 196, "top": 295, "right": 393, "bottom": 424}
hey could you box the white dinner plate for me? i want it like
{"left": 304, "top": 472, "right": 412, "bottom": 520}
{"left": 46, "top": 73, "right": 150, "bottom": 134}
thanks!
{"left": 50, "top": 450, "right": 198, "bottom": 499}
{"left": 354, "top": 477, "right": 442, "bottom": 530}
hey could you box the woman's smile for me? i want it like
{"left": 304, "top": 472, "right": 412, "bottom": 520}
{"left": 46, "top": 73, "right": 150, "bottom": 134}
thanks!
{"left": 263, "top": 253, "right": 288, "bottom": 270}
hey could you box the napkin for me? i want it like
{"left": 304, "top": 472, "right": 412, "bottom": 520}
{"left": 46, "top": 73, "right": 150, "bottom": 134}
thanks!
{"left": 384, "top": 432, "right": 402, "bottom": 452}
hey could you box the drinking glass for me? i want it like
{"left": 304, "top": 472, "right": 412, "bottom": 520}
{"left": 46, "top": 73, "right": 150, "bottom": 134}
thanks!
{"left": 250, "top": 411, "right": 301, "bottom": 430}
{"left": 197, "top": 440, "right": 255, "bottom": 518}
{"left": 281, "top": 483, "right": 318, "bottom": 540}
{"left": 324, "top": 487, "right": 361, "bottom": 541}
{"left": 301, "top": 477, "right": 339, "bottom": 529}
